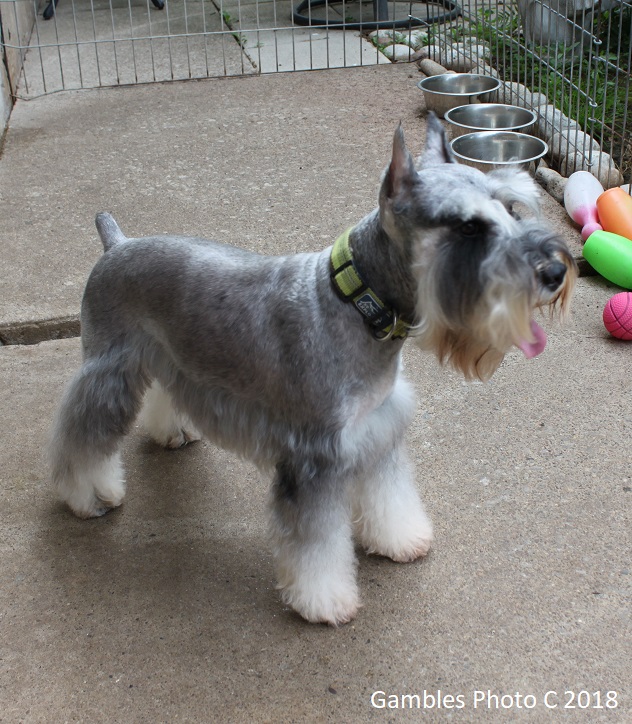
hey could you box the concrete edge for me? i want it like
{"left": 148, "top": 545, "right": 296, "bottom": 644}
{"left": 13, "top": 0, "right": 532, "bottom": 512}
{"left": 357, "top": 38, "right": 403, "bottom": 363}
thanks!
{"left": 0, "top": 315, "right": 80, "bottom": 345}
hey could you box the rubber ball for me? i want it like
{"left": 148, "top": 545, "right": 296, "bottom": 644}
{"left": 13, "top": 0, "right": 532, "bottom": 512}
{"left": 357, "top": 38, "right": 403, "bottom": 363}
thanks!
{"left": 603, "top": 292, "right": 632, "bottom": 340}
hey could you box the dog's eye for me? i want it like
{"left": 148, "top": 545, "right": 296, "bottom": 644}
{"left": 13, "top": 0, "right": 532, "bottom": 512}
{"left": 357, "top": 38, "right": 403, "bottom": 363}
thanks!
{"left": 459, "top": 220, "right": 484, "bottom": 237}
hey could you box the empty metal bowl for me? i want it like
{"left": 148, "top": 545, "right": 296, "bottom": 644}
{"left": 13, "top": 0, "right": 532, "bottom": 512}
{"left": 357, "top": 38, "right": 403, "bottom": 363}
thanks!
{"left": 417, "top": 74, "right": 501, "bottom": 118}
{"left": 444, "top": 104, "right": 537, "bottom": 138}
{"left": 450, "top": 131, "right": 548, "bottom": 173}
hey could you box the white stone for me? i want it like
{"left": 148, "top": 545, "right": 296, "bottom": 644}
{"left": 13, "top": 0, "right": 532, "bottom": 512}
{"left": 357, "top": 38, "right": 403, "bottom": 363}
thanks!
{"left": 549, "top": 130, "right": 600, "bottom": 161}
{"left": 535, "top": 167, "right": 567, "bottom": 203}
{"left": 416, "top": 58, "right": 451, "bottom": 77}
{"left": 558, "top": 150, "right": 624, "bottom": 188}
{"left": 369, "top": 29, "right": 406, "bottom": 47}
{"left": 382, "top": 44, "right": 415, "bottom": 62}
{"left": 471, "top": 61, "right": 501, "bottom": 79}
{"left": 535, "top": 104, "right": 580, "bottom": 141}
{"left": 407, "top": 29, "right": 429, "bottom": 51}
{"left": 418, "top": 43, "right": 490, "bottom": 72}
{"left": 492, "top": 81, "right": 547, "bottom": 109}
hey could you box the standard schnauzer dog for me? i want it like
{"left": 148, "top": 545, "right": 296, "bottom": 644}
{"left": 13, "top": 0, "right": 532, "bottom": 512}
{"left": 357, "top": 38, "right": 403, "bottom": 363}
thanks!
{"left": 50, "top": 115, "right": 576, "bottom": 625}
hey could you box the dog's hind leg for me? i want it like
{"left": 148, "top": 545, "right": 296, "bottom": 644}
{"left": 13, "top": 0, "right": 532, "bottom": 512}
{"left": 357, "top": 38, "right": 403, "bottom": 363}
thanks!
{"left": 139, "top": 380, "right": 201, "bottom": 449}
{"left": 50, "top": 351, "right": 147, "bottom": 519}
{"left": 270, "top": 461, "right": 359, "bottom": 626}
{"left": 353, "top": 444, "right": 433, "bottom": 562}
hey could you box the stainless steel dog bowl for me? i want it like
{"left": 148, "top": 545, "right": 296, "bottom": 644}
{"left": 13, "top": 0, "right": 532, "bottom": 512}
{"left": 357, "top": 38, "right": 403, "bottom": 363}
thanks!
{"left": 451, "top": 131, "right": 548, "bottom": 173}
{"left": 417, "top": 74, "right": 501, "bottom": 118}
{"left": 444, "top": 104, "right": 537, "bottom": 138}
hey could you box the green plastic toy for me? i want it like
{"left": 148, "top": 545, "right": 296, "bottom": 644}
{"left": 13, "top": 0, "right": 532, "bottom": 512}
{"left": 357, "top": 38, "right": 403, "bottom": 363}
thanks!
{"left": 582, "top": 230, "right": 632, "bottom": 290}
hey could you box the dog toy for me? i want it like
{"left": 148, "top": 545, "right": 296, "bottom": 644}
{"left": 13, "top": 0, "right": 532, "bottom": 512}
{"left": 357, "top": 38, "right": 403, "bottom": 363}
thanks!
{"left": 596, "top": 187, "right": 632, "bottom": 241}
{"left": 582, "top": 230, "right": 632, "bottom": 289}
{"left": 563, "top": 171, "right": 604, "bottom": 241}
{"left": 603, "top": 292, "right": 632, "bottom": 340}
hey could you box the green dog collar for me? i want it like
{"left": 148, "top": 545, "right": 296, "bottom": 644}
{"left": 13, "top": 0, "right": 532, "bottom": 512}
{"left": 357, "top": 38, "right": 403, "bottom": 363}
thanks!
{"left": 330, "top": 228, "right": 412, "bottom": 341}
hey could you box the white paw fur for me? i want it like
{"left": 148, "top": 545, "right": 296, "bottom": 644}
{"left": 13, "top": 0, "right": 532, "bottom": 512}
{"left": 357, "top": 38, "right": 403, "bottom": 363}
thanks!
{"left": 55, "top": 452, "right": 126, "bottom": 519}
{"left": 140, "top": 381, "right": 201, "bottom": 448}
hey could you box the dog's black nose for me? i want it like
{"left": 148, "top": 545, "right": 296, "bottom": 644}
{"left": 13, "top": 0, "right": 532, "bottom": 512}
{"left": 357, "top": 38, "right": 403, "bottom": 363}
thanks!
{"left": 539, "top": 261, "right": 567, "bottom": 291}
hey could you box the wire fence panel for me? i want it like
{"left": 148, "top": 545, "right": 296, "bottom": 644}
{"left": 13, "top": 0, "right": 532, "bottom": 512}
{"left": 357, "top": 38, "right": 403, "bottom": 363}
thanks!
{"left": 0, "top": 0, "right": 432, "bottom": 97}
{"left": 457, "top": 0, "right": 631, "bottom": 185}
{"left": 1, "top": 0, "right": 629, "bottom": 182}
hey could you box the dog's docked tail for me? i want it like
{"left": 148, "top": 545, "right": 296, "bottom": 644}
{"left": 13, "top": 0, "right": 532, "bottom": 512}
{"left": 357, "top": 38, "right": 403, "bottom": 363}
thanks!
{"left": 95, "top": 212, "right": 127, "bottom": 252}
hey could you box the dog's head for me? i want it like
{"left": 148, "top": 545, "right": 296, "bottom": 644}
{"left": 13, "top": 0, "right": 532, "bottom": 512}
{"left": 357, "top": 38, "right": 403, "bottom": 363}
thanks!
{"left": 378, "top": 115, "right": 576, "bottom": 381}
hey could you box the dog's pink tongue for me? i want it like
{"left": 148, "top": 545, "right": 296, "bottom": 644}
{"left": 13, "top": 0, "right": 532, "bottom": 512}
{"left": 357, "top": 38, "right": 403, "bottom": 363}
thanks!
{"left": 517, "top": 320, "right": 547, "bottom": 359}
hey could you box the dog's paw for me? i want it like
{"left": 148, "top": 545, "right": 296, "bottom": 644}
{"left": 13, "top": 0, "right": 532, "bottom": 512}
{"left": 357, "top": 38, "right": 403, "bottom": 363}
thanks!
{"left": 70, "top": 495, "right": 123, "bottom": 519}
{"left": 279, "top": 582, "right": 360, "bottom": 626}
{"left": 274, "top": 545, "right": 360, "bottom": 624}
{"left": 354, "top": 485, "right": 434, "bottom": 563}
{"left": 55, "top": 454, "right": 126, "bottom": 519}
{"left": 164, "top": 427, "right": 202, "bottom": 449}
{"left": 375, "top": 532, "right": 433, "bottom": 563}
{"left": 62, "top": 479, "right": 125, "bottom": 519}
{"left": 359, "top": 518, "right": 433, "bottom": 563}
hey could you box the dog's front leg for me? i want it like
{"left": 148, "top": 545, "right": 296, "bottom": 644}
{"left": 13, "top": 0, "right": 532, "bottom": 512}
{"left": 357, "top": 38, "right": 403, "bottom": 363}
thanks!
{"left": 352, "top": 443, "right": 433, "bottom": 563}
{"left": 270, "top": 460, "right": 359, "bottom": 626}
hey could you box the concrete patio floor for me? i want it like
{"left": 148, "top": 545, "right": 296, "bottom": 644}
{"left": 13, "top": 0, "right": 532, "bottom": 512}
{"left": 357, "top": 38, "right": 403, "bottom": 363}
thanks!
{"left": 0, "top": 64, "right": 630, "bottom": 721}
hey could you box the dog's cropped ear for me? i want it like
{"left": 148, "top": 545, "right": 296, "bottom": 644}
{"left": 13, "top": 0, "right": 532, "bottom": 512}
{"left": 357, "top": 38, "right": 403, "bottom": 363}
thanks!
{"left": 381, "top": 124, "right": 418, "bottom": 202}
{"left": 417, "top": 112, "right": 457, "bottom": 169}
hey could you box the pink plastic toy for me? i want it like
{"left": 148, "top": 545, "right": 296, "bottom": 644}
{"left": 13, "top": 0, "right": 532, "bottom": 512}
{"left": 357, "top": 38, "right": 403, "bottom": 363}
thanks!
{"left": 603, "top": 292, "right": 632, "bottom": 340}
{"left": 564, "top": 171, "right": 604, "bottom": 241}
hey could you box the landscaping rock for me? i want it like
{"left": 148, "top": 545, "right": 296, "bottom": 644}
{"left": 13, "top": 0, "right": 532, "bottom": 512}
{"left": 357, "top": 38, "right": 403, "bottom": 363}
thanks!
{"left": 548, "top": 129, "right": 621, "bottom": 185}
{"left": 535, "top": 104, "right": 580, "bottom": 141}
{"left": 403, "top": 29, "right": 429, "bottom": 51}
{"left": 469, "top": 61, "right": 501, "bottom": 78}
{"left": 535, "top": 167, "right": 567, "bottom": 203}
{"left": 549, "top": 130, "right": 600, "bottom": 164}
{"left": 368, "top": 29, "right": 406, "bottom": 47}
{"left": 382, "top": 44, "right": 415, "bottom": 62}
{"left": 558, "top": 150, "right": 624, "bottom": 188}
{"left": 417, "top": 59, "right": 451, "bottom": 76}
{"left": 492, "top": 81, "right": 547, "bottom": 109}
{"left": 415, "top": 43, "right": 490, "bottom": 72}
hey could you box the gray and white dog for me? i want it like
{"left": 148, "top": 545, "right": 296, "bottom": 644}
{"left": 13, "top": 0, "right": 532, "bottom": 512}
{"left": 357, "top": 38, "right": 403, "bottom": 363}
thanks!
{"left": 50, "top": 116, "right": 576, "bottom": 625}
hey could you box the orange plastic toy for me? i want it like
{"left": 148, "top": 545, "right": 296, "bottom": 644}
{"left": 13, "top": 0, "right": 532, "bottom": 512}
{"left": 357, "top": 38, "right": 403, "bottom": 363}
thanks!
{"left": 596, "top": 187, "right": 632, "bottom": 241}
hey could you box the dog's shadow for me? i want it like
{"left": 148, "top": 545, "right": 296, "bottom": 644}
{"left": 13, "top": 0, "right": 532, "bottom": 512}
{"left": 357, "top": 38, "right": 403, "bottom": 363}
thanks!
{"left": 39, "top": 434, "right": 284, "bottom": 637}
{"left": 40, "top": 432, "right": 433, "bottom": 634}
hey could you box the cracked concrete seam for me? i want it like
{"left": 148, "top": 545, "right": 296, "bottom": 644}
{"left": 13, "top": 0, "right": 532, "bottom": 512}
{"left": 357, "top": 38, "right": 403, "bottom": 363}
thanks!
{"left": 0, "top": 315, "right": 80, "bottom": 346}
